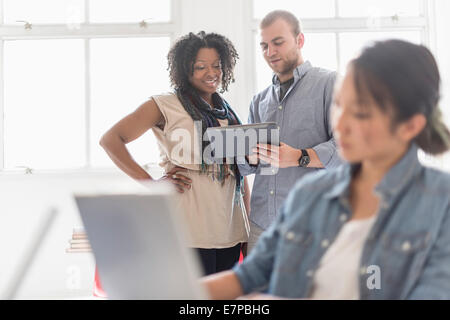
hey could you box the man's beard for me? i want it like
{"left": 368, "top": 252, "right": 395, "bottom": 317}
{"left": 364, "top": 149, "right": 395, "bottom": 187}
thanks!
{"left": 273, "top": 50, "right": 300, "bottom": 77}
{"left": 279, "top": 58, "right": 299, "bottom": 76}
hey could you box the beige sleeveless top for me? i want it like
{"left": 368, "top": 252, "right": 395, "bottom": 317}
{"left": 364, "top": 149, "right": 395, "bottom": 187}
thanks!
{"left": 151, "top": 93, "right": 249, "bottom": 249}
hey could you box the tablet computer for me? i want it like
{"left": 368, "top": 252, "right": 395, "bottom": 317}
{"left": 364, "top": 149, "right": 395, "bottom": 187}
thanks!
{"left": 205, "top": 122, "right": 280, "bottom": 159}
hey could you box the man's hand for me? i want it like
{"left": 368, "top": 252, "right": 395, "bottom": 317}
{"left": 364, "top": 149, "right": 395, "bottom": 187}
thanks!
{"left": 245, "top": 152, "right": 260, "bottom": 166}
{"left": 253, "top": 142, "right": 301, "bottom": 168}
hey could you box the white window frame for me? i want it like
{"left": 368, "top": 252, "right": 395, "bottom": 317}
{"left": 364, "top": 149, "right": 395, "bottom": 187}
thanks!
{"left": 0, "top": 0, "right": 181, "bottom": 174}
{"left": 248, "top": 0, "right": 433, "bottom": 93}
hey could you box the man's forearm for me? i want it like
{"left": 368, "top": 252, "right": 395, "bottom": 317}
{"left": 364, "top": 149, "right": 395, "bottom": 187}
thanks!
{"left": 305, "top": 148, "right": 324, "bottom": 168}
{"left": 282, "top": 148, "right": 323, "bottom": 169}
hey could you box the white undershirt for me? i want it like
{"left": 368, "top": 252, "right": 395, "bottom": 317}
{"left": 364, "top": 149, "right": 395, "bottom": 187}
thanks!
{"left": 309, "top": 216, "right": 376, "bottom": 300}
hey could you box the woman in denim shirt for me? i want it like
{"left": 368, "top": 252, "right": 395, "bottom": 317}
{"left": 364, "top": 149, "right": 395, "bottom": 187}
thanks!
{"left": 202, "top": 39, "right": 450, "bottom": 299}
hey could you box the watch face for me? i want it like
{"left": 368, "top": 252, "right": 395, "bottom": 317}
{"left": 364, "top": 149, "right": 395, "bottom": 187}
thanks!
{"left": 298, "top": 149, "right": 310, "bottom": 167}
{"left": 301, "top": 156, "right": 310, "bottom": 166}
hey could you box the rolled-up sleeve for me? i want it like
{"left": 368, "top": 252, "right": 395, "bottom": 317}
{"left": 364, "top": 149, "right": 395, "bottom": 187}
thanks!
{"left": 313, "top": 138, "right": 341, "bottom": 169}
{"left": 313, "top": 72, "right": 343, "bottom": 169}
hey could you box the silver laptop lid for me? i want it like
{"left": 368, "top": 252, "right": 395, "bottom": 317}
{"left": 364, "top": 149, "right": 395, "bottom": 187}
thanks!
{"left": 75, "top": 188, "right": 208, "bottom": 300}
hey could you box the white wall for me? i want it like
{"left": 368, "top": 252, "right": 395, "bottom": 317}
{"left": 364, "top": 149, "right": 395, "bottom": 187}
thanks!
{"left": 429, "top": 0, "right": 450, "bottom": 169}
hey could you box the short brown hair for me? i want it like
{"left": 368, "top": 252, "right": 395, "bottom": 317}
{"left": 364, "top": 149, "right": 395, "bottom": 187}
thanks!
{"left": 260, "top": 10, "right": 301, "bottom": 37}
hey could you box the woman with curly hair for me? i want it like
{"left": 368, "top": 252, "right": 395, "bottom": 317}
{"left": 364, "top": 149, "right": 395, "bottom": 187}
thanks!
{"left": 100, "top": 31, "right": 250, "bottom": 275}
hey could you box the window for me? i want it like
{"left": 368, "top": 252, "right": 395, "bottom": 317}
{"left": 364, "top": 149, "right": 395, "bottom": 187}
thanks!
{"left": 338, "top": 31, "right": 422, "bottom": 70}
{"left": 0, "top": 1, "right": 174, "bottom": 172}
{"left": 4, "top": 39, "right": 86, "bottom": 170}
{"left": 89, "top": 0, "right": 171, "bottom": 23}
{"left": 338, "top": 0, "right": 422, "bottom": 17}
{"left": 253, "top": 0, "right": 427, "bottom": 93}
{"left": 3, "top": 0, "right": 85, "bottom": 24}
{"left": 89, "top": 37, "right": 171, "bottom": 168}
{"left": 253, "top": 0, "right": 336, "bottom": 19}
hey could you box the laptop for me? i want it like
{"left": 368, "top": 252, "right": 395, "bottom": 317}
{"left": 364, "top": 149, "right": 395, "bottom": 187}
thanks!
{"left": 74, "top": 187, "right": 208, "bottom": 300}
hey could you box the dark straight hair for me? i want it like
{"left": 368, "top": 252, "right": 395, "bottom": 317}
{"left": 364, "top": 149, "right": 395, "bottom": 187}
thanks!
{"left": 351, "top": 39, "right": 450, "bottom": 155}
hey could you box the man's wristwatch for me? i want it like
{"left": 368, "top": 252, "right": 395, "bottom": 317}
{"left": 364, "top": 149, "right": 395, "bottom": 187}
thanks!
{"left": 298, "top": 149, "right": 311, "bottom": 167}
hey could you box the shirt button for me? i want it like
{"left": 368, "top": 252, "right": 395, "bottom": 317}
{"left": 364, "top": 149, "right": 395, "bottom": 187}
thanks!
{"left": 321, "top": 239, "right": 330, "bottom": 248}
{"left": 278, "top": 105, "right": 283, "bottom": 110}
{"left": 402, "top": 241, "right": 411, "bottom": 252}
{"left": 270, "top": 190, "right": 274, "bottom": 195}
{"left": 286, "top": 231, "right": 295, "bottom": 240}
{"left": 306, "top": 270, "right": 314, "bottom": 277}
{"left": 339, "top": 214, "right": 348, "bottom": 222}
{"left": 271, "top": 168, "right": 276, "bottom": 174}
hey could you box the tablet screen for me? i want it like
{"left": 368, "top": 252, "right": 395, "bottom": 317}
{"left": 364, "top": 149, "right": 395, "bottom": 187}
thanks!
{"left": 205, "top": 122, "right": 280, "bottom": 159}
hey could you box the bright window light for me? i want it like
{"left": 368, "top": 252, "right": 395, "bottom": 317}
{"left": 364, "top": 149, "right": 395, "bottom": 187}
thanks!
{"left": 339, "top": 31, "right": 422, "bottom": 72}
{"left": 89, "top": 37, "right": 171, "bottom": 168}
{"left": 3, "top": 0, "right": 85, "bottom": 24}
{"left": 338, "top": 0, "right": 422, "bottom": 17}
{"left": 89, "top": 0, "right": 171, "bottom": 23}
{"left": 253, "top": 0, "right": 335, "bottom": 19}
{"left": 4, "top": 39, "right": 86, "bottom": 170}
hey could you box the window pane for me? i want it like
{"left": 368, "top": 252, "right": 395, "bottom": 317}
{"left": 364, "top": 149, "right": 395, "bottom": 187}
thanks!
{"left": 4, "top": 40, "right": 86, "bottom": 170}
{"left": 254, "top": 32, "right": 337, "bottom": 93}
{"left": 253, "top": 0, "right": 335, "bottom": 19}
{"left": 339, "top": 31, "right": 422, "bottom": 73}
{"left": 303, "top": 33, "right": 337, "bottom": 71}
{"left": 89, "top": 0, "right": 170, "bottom": 23}
{"left": 338, "top": 0, "right": 422, "bottom": 17}
{"left": 90, "top": 37, "right": 171, "bottom": 168}
{"left": 3, "top": 0, "right": 85, "bottom": 24}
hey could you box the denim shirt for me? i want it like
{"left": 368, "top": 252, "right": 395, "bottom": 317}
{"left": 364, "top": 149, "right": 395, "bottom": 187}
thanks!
{"left": 233, "top": 145, "right": 450, "bottom": 299}
{"left": 238, "top": 61, "right": 341, "bottom": 230}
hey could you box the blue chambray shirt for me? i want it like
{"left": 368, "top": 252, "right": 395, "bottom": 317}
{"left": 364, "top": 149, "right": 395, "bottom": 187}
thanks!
{"left": 233, "top": 145, "right": 450, "bottom": 299}
{"left": 239, "top": 61, "right": 342, "bottom": 230}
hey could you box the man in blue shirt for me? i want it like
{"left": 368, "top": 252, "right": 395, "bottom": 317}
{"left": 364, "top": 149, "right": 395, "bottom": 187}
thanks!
{"left": 239, "top": 10, "right": 342, "bottom": 252}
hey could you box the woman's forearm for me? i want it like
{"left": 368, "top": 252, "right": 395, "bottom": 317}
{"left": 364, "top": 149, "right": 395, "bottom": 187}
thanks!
{"left": 100, "top": 133, "right": 152, "bottom": 181}
{"left": 201, "top": 270, "right": 244, "bottom": 300}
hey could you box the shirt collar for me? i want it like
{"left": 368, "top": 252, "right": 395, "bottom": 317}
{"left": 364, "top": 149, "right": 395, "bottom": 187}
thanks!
{"left": 324, "top": 144, "right": 422, "bottom": 200}
{"left": 323, "top": 164, "right": 352, "bottom": 199}
{"left": 272, "top": 60, "right": 312, "bottom": 86}
{"left": 374, "top": 143, "right": 421, "bottom": 197}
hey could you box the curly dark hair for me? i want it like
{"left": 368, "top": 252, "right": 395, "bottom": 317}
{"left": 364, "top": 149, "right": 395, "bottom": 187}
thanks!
{"left": 167, "top": 31, "right": 239, "bottom": 93}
